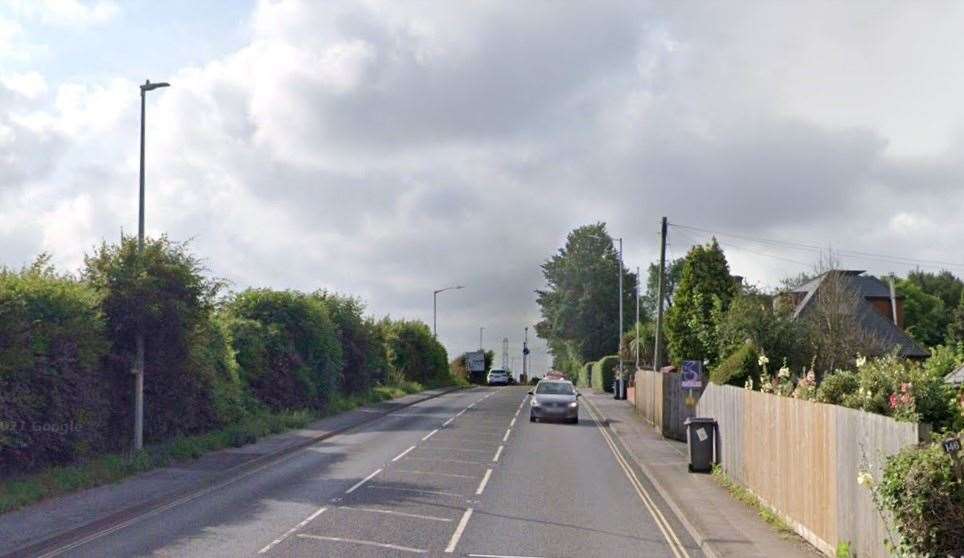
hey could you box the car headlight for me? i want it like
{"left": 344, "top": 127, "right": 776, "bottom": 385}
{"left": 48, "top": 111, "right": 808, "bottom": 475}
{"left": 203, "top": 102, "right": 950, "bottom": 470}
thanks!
{"left": 530, "top": 398, "right": 541, "bottom": 407}
{"left": 568, "top": 401, "right": 579, "bottom": 408}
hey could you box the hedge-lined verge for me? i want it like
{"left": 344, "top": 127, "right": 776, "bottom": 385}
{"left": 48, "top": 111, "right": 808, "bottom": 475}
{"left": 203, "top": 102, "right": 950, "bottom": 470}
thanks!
{"left": 578, "top": 361, "right": 593, "bottom": 388}
{"left": 591, "top": 355, "right": 618, "bottom": 392}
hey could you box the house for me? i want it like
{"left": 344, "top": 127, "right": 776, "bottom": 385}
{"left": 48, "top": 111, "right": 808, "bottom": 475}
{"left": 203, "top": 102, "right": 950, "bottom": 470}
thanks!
{"left": 945, "top": 364, "right": 964, "bottom": 387}
{"left": 783, "top": 270, "right": 929, "bottom": 359}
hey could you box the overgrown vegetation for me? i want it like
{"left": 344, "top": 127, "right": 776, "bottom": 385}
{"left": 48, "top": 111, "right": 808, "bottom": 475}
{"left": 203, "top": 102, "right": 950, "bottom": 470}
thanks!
{"left": 591, "top": 355, "right": 619, "bottom": 393}
{"left": 711, "top": 465, "right": 794, "bottom": 537}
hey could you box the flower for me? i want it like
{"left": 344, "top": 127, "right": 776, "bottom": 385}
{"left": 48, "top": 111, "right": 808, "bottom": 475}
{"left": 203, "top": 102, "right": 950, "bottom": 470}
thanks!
{"left": 777, "top": 366, "right": 791, "bottom": 379}
{"left": 857, "top": 471, "right": 875, "bottom": 488}
{"left": 744, "top": 377, "right": 754, "bottom": 391}
{"left": 757, "top": 355, "right": 769, "bottom": 367}
{"left": 856, "top": 355, "right": 867, "bottom": 368}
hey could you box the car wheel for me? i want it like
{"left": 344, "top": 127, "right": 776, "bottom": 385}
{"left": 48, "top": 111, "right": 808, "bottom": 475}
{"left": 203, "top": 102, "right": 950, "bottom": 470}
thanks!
{"left": 569, "top": 417, "right": 578, "bottom": 424}
{"left": 530, "top": 415, "right": 536, "bottom": 423}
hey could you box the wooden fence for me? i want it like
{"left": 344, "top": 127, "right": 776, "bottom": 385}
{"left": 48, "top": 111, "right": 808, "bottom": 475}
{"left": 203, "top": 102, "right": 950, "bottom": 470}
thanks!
{"left": 633, "top": 369, "right": 705, "bottom": 441}
{"left": 697, "top": 383, "right": 926, "bottom": 558}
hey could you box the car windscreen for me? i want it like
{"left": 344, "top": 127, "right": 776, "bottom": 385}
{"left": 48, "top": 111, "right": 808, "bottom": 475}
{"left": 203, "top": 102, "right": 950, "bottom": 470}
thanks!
{"left": 535, "top": 382, "right": 575, "bottom": 395}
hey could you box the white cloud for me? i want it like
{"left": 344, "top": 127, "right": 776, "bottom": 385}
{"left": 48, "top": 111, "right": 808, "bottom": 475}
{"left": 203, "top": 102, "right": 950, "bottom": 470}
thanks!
{"left": 2, "top": 71, "right": 46, "bottom": 98}
{"left": 5, "top": 0, "right": 119, "bottom": 27}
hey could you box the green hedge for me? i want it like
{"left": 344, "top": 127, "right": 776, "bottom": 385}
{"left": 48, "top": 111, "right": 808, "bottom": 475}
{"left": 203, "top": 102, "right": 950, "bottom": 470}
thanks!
{"left": 313, "top": 292, "right": 389, "bottom": 396}
{"left": 591, "top": 355, "right": 619, "bottom": 392}
{"left": 0, "top": 260, "right": 111, "bottom": 473}
{"left": 381, "top": 319, "right": 450, "bottom": 387}
{"left": 578, "top": 361, "right": 593, "bottom": 388}
{"left": 710, "top": 343, "right": 759, "bottom": 387}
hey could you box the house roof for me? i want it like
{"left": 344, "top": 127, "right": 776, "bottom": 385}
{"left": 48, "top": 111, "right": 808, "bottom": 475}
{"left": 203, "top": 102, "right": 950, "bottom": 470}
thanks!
{"left": 946, "top": 364, "right": 964, "bottom": 386}
{"left": 789, "top": 270, "right": 929, "bottom": 359}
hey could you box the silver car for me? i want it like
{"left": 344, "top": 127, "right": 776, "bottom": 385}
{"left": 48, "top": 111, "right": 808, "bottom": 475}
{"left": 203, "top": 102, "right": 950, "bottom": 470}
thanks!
{"left": 529, "top": 379, "right": 580, "bottom": 423}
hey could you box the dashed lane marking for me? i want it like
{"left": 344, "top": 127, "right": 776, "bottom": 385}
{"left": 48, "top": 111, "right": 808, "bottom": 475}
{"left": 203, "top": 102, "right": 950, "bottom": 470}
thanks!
{"left": 492, "top": 445, "right": 504, "bottom": 463}
{"left": 392, "top": 445, "right": 416, "bottom": 462}
{"left": 296, "top": 534, "right": 426, "bottom": 554}
{"left": 475, "top": 468, "right": 493, "bottom": 495}
{"left": 445, "top": 508, "right": 474, "bottom": 554}
{"left": 502, "top": 429, "right": 511, "bottom": 442}
{"left": 257, "top": 506, "right": 328, "bottom": 554}
{"left": 345, "top": 468, "right": 382, "bottom": 494}
{"left": 422, "top": 428, "right": 440, "bottom": 441}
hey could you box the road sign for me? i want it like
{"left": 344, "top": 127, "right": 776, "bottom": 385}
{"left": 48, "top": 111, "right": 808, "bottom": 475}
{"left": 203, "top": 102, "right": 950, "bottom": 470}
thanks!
{"left": 943, "top": 437, "right": 961, "bottom": 455}
{"left": 682, "top": 360, "right": 703, "bottom": 389}
{"left": 466, "top": 350, "right": 486, "bottom": 372}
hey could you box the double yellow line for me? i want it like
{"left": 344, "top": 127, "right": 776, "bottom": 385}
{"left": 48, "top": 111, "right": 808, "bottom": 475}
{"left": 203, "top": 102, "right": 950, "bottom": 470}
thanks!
{"left": 583, "top": 400, "right": 690, "bottom": 558}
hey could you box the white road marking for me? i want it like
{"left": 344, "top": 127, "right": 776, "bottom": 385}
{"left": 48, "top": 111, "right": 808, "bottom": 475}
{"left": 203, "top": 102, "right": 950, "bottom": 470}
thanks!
{"left": 492, "top": 445, "right": 504, "bottom": 462}
{"left": 257, "top": 506, "right": 328, "bottom": 554}
{"left": 456, "top": 410, "right": 466, "bottom": 417}
{"left": 345, "top": 468, "right": 382, "bottom": 494}
{"left": 392, "top": 445, "right": 416, "bottom": 462}
{"left": 419, "top": 446, "right": 491, "bottom": 453}
{"left": 366, "top": 485, "right": 465, "bottom": 498}
{"left": 468, "top": 555, "right": 544, "bottom": 558}
{"left": 502, "top": 429, "right": 511, "bottom": 442}
{"left": 392, "top": 469, "right": 478, "bottom": 479}
{"left": 584, "top": 400, "right": 689, "bottom": 558}
{"left": 336, "top": 505, "right": 452, "bottom": 522}
{"left": 445, "top": 508, "right": 474, "bottom": 553}
{"left": 509, "top": 417, "right": 516, "bottom": 427}
{"left": 402, "top": 456, "right": 491, "bottom": 466}
{"left": 422, "top": 428, "right": 440, "bottom": 441}
{"left": 443, "top": 418, "right": 454, "bottom": 426}
{"left": 475, "top": 468, "right": 493, "bottom": 495}
{"left": 297, "top": 534, "right": 426, "bottom": 554}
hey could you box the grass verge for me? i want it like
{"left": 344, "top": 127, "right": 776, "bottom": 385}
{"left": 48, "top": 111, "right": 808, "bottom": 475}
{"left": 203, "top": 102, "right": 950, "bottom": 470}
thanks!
{"left": 0, "top": 381, "right": 439, "bottom": 515}
{"left": 711, "top": 464, "right": 794, "bottom": 537}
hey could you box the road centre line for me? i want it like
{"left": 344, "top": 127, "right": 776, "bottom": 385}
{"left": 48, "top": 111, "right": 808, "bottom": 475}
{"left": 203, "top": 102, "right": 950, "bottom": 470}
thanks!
{"left": 422, "top": 428, "right": 440, "bottom": 441}
{"left": 345, "top": 468, "right": 382, "bottom": 494}
{"left": 392, "top": 446, "right": 416, "bottom": 462}
{"left": 492, "top": 445, "right": 503, "bottom": 462}
{"left": 297, "top": 534, "right": 426, "bottom": 554}
{"left": 445, "top": 508, "right": 474, "bottom": 553}
{"left": 443, "top": 418, "right": 454, "bottom": 426}
{"left": 583, "top": 401, "right": 689, "bottom": 558}
{"left": 509, "top": 417, "right": 516, "bottom": 427}
{"left": 392, "top": 469, "right": 478, "bottom": 479}
{"left": 502, "top": 429, "right": 511, "bottom": 442}
{"left": 336, "top": 505, "right": 452, "bottom": 522}
{"left": 257, "top": 506, "right": 328, "bottom": 554}
{"left": 475, "top": 468, "right": 493, "bottom": 495}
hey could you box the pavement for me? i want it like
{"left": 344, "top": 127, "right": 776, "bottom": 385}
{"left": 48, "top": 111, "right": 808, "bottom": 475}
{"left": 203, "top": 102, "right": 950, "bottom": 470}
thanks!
{"left": 581, "top": 391, "right": 823, "bottom": 558}
{"left": 0, "top": 386, "right": 705, "bottom": 557}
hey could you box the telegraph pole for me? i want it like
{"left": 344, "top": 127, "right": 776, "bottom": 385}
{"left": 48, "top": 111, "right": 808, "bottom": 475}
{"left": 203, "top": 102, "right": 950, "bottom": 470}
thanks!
{"left": 617, "top": 237, "right": 624, "bottom": 399}
{"left": 653, "top": 217, "right": 668, "bottom": 372}
{"left": 522, "top": 327, "right": 529, "bottom": 383}
{"left": 502, "top": 337, "right": 509, "bottom": 370}
{"left": 635, "top": 265, "right": 640, "bottom": 370}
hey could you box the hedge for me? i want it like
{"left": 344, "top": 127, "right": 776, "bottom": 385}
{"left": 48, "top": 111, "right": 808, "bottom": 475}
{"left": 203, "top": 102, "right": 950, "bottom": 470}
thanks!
{"left": 709, "top": 343, "right": 759, "bottom": 387}
{"left": 381, "top": 319, "right": 450, "bottom": 386}
{"left": 578, "top": 361, "right": 593, "bottom": 388}
{"left": 313, "top": 292, "right": 389, "bottom": 396}
{"left": 591, "top": 355, "right": 619, "bottom": 393}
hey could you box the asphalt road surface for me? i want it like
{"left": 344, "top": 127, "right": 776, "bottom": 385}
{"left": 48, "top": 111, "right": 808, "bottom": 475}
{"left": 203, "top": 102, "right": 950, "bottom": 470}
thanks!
{"left": 45, "top": 386, "right": 702, "bottom": 558}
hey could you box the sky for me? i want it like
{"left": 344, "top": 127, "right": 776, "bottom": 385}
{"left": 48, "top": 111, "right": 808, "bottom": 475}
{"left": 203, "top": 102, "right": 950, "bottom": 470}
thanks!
{"left": 4, "top": 1, "right": 964, "bottom": 372}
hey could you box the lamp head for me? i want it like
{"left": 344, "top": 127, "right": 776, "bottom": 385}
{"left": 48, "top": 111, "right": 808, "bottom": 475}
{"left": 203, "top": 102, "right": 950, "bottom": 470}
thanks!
{"left": 141, "top": 80, "right": 171, "bottom": 92}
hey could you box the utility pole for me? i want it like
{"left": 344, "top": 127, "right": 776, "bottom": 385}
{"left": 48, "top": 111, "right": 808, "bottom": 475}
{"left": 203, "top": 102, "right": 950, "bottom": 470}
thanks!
{"left": 502, "top": 337, "right": 509, "bottom": 370}
{"left": 522, "top": 327, "right": 529, "bottom": 383}
{"left": 635, "top": 265, "right": 640, "bottom": 370}
{"left": 134, "top": 79, "right": 169, "bottom": 451}
{"left": 480, "top": 327, "right": 485, "bottom": 350}
{"left": 617, "top": 238, "right": 624, "bottom": 398}
{"left": 432, "top": 285, "right": 464, "bottom": 338}
{"left": 653, "top": 217, "right": 668, "bottom": 372}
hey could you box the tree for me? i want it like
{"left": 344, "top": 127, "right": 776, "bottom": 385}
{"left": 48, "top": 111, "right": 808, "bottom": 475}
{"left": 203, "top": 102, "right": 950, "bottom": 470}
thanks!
{"left": 535, "top": 223, "right": 637, "bottom": 364}
{"left": 313, "top": 292, "right": 388, "bottom": 395}
{"left": 949, "top": 291, "right": 964, "bottom": 343}
{"left": 714, "top": 290, "right": 806, "bottom": 369}
{"left": 896, "top": 279, "right": 947, "bottom": 347}
{"left": 642, "top": 257, "right": 684, "bottom": 317}
{"left": 665, "top": 239, "right": 737, "bottom": 364}
{"left": 906, "top": 270, "right": 964, "bottom": 311}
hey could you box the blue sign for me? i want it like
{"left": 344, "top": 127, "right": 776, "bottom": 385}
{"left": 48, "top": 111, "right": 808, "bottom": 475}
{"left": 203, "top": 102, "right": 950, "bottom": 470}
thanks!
{"left": 682, "top": 360, "right": 703, "bottom": 389}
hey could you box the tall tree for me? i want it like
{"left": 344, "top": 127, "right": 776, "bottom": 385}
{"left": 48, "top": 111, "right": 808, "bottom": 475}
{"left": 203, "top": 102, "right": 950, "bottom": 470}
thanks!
{"left": 665, "top": 239, "right": 737, "bottom": 365}
{"left": 906, "top": 270, "right": 964, "bottom": 311}
{"left": 895, "top": 279, "right": 947, "bottom": 347}
{"left": 535, "top": 223, "right": 637, "bottom": 366}
{"left": 949, "top": 291, "right": 964, "bottom": 344}
{"left": 642, "top": 257, "right": 684, "bottom": 318}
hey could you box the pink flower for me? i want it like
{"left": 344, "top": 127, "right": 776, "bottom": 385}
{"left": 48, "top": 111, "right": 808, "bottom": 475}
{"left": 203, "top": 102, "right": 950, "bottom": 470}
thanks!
{"left": 889, "top": 394, "right": 898, "bottom": 409}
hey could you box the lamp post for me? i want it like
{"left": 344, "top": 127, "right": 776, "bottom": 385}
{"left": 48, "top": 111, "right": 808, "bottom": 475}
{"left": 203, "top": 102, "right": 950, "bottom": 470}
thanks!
{"left": 433, "top": 285, "right": 464, "bottom": 338}
{"left": 134, "top": 79, "right": 169, "bottom": 451}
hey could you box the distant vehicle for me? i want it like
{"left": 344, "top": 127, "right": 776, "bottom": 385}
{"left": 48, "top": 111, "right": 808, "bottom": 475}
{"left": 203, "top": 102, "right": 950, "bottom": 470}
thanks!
{"left": 486, "top": 369, "right": 510, "bottom": 386}
{"left": 544, "top": 370, "right": 566, "bottom": 380}
{"left": 528, "top": 379, "right": 579, "bottom": 424}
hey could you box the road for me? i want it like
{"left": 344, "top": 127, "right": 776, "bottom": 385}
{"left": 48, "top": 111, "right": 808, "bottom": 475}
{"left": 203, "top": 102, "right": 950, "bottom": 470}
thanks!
{"left": 43, "top": 387, "right": 701, "bottom": 557}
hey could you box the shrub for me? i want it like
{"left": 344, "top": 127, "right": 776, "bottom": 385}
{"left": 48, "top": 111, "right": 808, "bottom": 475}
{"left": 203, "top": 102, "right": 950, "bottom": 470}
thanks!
{"left": 0, "top": 257, "right": 111, "bottom": 473}
{"left": 84, "top": 236, "right": 242, "bottom": 444}
{"left": 710, "top": 343, "right": 759, "bottom": 387}
{"left": 313, "top": 292, "right": 389, "bottom": 396}
{"left": 381, "top": 319, "right": 450, "bottom": 387}
{"left": 591, "top": 355, "right": 619, "bottom": 392}
{"left": 224, "top": 289, "right": 343, "bottom": 412}
{"left": 877, "top": 442, "right": 964, "bottom": 556}
{"left": 816, "top": 370, "right": 859, "bottom": 405}
{"left": 578, "top": 361, "right": 593, "bottom": 388}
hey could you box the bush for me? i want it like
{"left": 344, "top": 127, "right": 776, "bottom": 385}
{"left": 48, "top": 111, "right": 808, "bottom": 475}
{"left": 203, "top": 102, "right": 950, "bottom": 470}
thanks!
{"left": 224, "top": 289, "right": 343, "bottom": 412}
{"left": 815, "top": 370, "right": 859, "bottom": 405}
{"left": 381, "top": 319, "right": 450, "bottom": 387}
{"left": 0, "top": 258, "right": 111, "bottom": 473}
{"left": 84, "top": 236, "right": 242, "bottom": 444}
{"left": 314, "top": 292, "right": 389, "bottom": 396}
{"left": 591, "top": 355, "right": 619, "bottom": 392}
{"left": 710, "top": 343, "right": 759, "bottom": 387}
{"left": 578, "top": 361, "right": 593, "bottom": 388}
{"left": 877, "top": 442, "right": 964, "bottom": 556}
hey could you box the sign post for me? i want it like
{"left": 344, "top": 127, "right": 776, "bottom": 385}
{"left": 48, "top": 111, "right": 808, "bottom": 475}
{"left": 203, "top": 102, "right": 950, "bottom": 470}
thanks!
{"left": 682, "top": 360, "right": 703, "bottom": 409}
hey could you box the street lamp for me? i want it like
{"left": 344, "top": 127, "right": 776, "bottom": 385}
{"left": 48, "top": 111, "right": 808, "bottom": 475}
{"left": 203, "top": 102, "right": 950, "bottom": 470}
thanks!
{"left": 134, "top": 79, "right": 170, "bottom": 451}
{"left": 433, "top": 285, "right": 464, "bottom": 337}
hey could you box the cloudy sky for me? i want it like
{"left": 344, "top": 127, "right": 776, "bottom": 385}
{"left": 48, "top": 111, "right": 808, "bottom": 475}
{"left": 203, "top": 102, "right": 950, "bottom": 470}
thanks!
{"left": 4, "top": 1, "right": 964, "bottom": 370}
